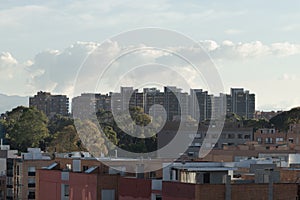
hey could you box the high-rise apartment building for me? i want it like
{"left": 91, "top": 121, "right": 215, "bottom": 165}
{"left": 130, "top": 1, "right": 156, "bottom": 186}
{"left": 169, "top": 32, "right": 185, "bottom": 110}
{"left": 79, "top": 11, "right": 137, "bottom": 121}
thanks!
{"left": 189, "top": 89, "right": 209, "bottom": 121}
{"left": 29, "top": 91, "right": 69, "bottom": 118}
{"left": 164, "top": 86, "right": 189, "bottom": 121}
{"left": 189, "top": 88, "right": 255, "bottom": 121}
{"left": 110, "top": 87, "right": 138, "bottom": 113}
{"left": 143, "top": 88, "right": 165, "bottom": 119}
{"left": 71, "top": 86, "right": 255, "bottom": 122}
{"left": 231, "top": 88, "right": 255, "bottom": 119}
{"left": 72, "top": 93, "right": 111, "bottom": 119}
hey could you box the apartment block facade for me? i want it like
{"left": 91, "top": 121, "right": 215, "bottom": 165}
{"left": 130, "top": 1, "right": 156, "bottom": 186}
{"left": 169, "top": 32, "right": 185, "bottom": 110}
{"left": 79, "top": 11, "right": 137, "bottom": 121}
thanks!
{"left": 72, "top": 86, "right": 255, "bottom": 122}
{"left": 29, "top": 91, "right": 69, "bottom": 118}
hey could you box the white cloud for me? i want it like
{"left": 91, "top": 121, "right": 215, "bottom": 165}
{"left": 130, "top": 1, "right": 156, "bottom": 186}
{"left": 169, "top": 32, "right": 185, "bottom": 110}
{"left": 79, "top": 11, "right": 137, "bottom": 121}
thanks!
{"left": 199, "top": 40, "right": 300, "bottom": 60}
{"left": 199, "top": 40, "right": 219, "bottom": 52}
{"left": 1, "top": 39, "right": 300, "bottom": 106}
{"left": 0, "top": 52, "right": 18, "bottom": 68}
{"left": 27, "top": 41, "right": 113, "bottom": 96}
{"left": 271, "top": 42, "right": 300, "bottom": 57}
{"left": 0, "top": 52, "right": 31, "bottom": 95}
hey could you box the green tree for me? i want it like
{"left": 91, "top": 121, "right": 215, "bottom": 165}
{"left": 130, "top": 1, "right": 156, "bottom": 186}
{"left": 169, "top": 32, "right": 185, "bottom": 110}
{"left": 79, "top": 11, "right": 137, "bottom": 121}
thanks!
{"left": 76, "top": 120, "right": 108, "bottom": 157}
{"left": 48, "top": 114, "right": 74, "bottom": 135}
{"left": 270, "top": 107, "right": 300, "bottom": 131}
{"left": 4, "top": 106, "right": 49, "bottom": 152}
{"left": 96, "top": 107, "right": 158, "bottom": 155}
{"left": 48, "top": 125, "right": 85, "bottom": 153}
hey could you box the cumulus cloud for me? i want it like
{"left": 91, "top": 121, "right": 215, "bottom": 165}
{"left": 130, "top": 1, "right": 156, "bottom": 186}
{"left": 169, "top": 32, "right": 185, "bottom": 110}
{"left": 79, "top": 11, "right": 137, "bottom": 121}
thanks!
{"left": 1, "top": 39, "right": 300, "bottom": 99}
{"left": 0, "top": 52, "right": 17, "bottom": 67}
{"left": 199, "top": 40, "right": 300, "bottom": 60}
{"left": 271, "top": 42, "right": 300, "bottom": 57}
{"left": 27, "top": 41, "right": 103, "bottom": 95}
{"left": 0, "top": 52, "right": 31, "bottom": 95}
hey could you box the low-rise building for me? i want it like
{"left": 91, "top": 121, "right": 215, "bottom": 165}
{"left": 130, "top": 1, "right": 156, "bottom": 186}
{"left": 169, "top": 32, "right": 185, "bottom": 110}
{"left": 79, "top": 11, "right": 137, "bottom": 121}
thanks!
{"left": 158, "top": 121, "right": 253, "bottom": 158}
{"left": 254, "top": 128, "right": 286, "bottom": 147}
{"left": 162, "top": 181, "right": 298, "bottom": 200}
{"left": 287, "top": 124, "right": 300, "bottom": 147}
{"left": 6, "top": 148, "right": 52, "bottom": 200}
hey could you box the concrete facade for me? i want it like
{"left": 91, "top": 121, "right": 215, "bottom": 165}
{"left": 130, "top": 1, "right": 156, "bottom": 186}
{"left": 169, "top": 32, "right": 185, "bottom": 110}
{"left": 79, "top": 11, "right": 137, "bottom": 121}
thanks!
{"left": 29, "top": 91, "right": 69, "bottom": 118}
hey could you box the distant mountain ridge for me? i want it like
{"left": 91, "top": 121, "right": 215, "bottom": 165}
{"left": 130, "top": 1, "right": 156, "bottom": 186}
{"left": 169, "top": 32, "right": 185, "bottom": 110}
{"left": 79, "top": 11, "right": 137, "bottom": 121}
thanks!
{"left": 0, "top": 93, "right": 28, "bottom": 114}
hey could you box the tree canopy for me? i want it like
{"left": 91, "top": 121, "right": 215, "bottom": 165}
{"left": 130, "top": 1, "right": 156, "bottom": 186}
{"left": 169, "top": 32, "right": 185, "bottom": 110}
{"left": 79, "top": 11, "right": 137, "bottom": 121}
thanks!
{"left": 270, "top": 107, "right": 300, "bottom": 131}
{"left": 3, "top": 106, "right": 49, "bottom": 152}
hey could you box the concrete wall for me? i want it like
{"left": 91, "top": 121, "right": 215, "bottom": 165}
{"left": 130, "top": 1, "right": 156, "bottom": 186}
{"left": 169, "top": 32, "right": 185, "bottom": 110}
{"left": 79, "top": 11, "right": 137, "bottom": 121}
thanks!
{"left": 255, "top": 170, "right": 280, "bottom": 183}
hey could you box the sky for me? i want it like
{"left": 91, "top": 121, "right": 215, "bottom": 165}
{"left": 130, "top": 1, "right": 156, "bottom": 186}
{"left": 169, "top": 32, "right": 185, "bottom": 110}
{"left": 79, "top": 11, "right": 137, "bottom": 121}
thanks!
{"left": 0, "top": 0, "right": 300, "bottom": 111}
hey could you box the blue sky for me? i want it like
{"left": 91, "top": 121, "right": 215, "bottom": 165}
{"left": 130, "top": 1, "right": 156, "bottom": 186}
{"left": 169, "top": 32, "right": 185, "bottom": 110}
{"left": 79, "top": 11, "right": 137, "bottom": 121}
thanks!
{"left": 0, "top": 0, "right": 300, "bottom": 111}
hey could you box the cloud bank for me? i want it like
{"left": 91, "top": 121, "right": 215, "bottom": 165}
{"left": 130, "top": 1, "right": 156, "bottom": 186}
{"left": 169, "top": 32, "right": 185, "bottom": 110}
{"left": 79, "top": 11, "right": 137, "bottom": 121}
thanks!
{"left": 0, "top": 40, "right": 299, "bottom": 111}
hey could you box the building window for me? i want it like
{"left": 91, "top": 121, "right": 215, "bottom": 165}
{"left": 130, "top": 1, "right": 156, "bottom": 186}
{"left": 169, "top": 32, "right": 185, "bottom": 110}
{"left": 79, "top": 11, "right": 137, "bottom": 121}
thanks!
{"left": 257, "top": 137, "right": 262, "bottom": 144}
{"left": 194, "top": 143, "right": 201, "bottom": 147}
{"left": 101, "top": 189, "right": 115, "bottom": 200}
{"left": 244, "top": 135, "right": 251, "bottom": 139}
{"left": 64, "top": 185, "right": 69, "bottom": 197}
{"left": 227, "top": 134, "right": 235, "bottom": 139}
{"left": 61, "top": 184, "right": 69, "bottom": 200}
{"left": 61, "top": 172, "right": 69, "bottom": 181}
{"left": 203, "top": 173, "right": 210, "bottom": 184}
{"left": 28, "top": 177, "right": 35, "bottom": 188}
{"left": 28, "top": 167, "right": 36, "bottom": 176}
{"left": 265, "top": 138, "right": 273, "bottom": 144}
{"left": 188, "top": 152, "right": 194, "bottom": 156}
{"left": 83, "top": 166, "right": 89, "bottom": 171}
{"left": 28, "top": 191, "right": 35, "bottom": 199}
{"left": 276, "top": 138, "right": 284, "bottom": 143}
{"left": 289, "top": 138, "right": 294, "bottom": 143}
{"left": 149, "top": 171, "right": 156, "bottom": 178}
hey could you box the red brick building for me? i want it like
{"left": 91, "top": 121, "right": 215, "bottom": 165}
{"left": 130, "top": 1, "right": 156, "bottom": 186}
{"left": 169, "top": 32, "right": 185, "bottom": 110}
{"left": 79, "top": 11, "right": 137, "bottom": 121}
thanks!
{"left": 254, "top": 128, "right": 285, "bottom": 146}
{"left": 162, "top": 181, "right": 299, "bottom": 200}
{"left": 37, "top": 169, "right": 119, "bottom": 200}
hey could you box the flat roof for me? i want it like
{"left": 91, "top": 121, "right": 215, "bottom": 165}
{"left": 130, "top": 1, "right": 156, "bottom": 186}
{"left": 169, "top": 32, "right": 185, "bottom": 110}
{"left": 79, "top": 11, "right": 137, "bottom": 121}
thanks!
{"left": 172, "top": 166, "right": 237, "bottom": 172}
